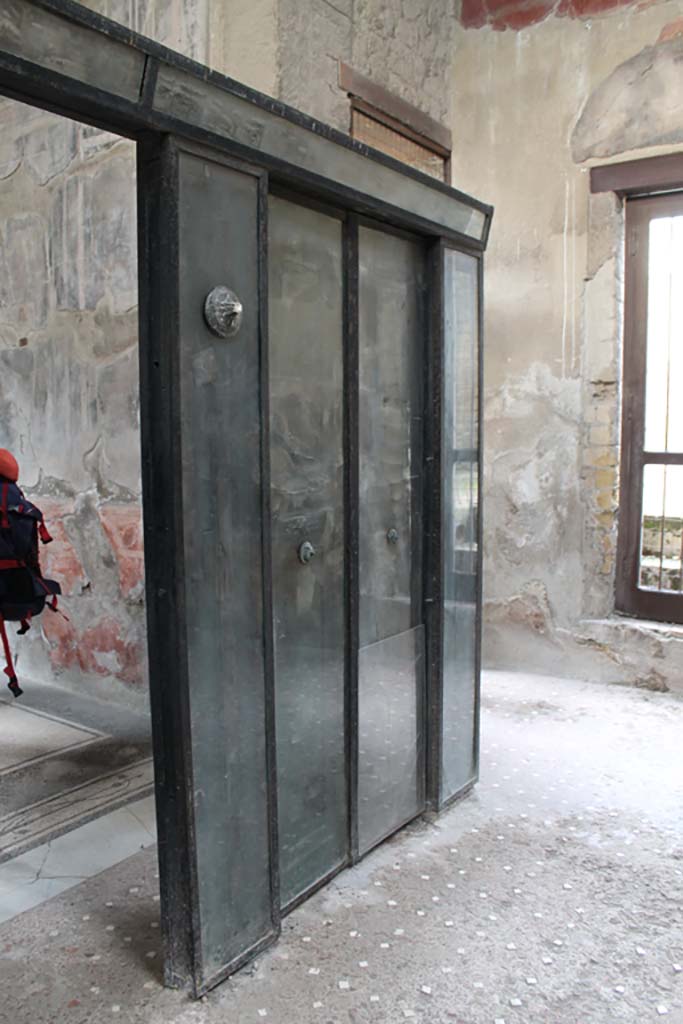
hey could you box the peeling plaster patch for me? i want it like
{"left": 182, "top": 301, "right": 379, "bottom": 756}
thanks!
{"left": 572, "top": 36, "right": 683, "bottom": 162}
{"left": 487, "top": 580, "right": 559, "bottom": 639}
{"left": 580, "top": 189, "right": 623, "bottom": 620}
{"left": 35, "top": 495, "right": 147, "bottom": 689}
{"left": 1, "top": 214, "right": 50, "bottom": 329}
{"left": 460, "top": 0, "right": 683, "bottom": 688}
{"left": 487, "top": 362, "right": 581, "bottom": 422}
{"left": 583, "top": 258, "right": 620, "bottom": 380}
{"left": 485, "top": 361, "right": 583, "bottom": 626}
{"left": 99, "top": 504, "right": 145, "bottom": 600}
{"left": 586, "top": 192, "right": 623, "bottom": 282}
{"left": 572, "top": 631, "right": 622, "bottom": 662}
{"left": 657, "top": 16, "right": 683, "bottom": 43}
{"left": 634, "top": 670, "right": 670, "bottom": 693}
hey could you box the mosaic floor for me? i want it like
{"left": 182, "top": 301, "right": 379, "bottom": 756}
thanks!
{"left": 0, "top": 670, "right": 681, "bottom": 1023}
{"left": 0, "top": 680, "right": 153, "bottom": 861}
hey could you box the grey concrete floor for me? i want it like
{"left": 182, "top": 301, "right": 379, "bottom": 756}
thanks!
{"left": 0, "top": 669, "right": 681, "bottom": 1023}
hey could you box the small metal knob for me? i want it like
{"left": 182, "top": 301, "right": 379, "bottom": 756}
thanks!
{"left": 203, "top": 286, "right": 243, "bottom": 338}
{"left": 298, "top": 541, "right": 316, "bottom": 565}
{"left": 386, "top": 528, "right": 399, "bottom": 545}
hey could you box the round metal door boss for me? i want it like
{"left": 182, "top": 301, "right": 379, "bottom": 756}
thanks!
{"left": 203, "top": 286, "right": 243, "bottom": 338}
{"left": 298, "top": 541, "right": 316, "bottom": 565}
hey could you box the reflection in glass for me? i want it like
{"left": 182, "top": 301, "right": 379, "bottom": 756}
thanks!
{"left": 441, "top": 248, "right": 480, "bottom": 803}
{"left": 644, "top": 216, "right": 683, "bottom": 453}
{"left": 358, "top": 226, "right": 425, "bottom": 854}
{"left": 639, "top": 463, "right": 683, "bottom": 592}
{"left": 357, "top": 627, "right": 425, "bottom": 854}
{"left": 269, "top": 196, "right": 346, "bottom": 907}
{"left": 358, "top": 227, "right": 424, "bottom": 648}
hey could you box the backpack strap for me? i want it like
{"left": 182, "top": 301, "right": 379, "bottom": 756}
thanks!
{"left": 0, "top": 614, "right": 22, "bottom": 698}
{"left": 0, "top": 483, "right": 8, "bottom": 530}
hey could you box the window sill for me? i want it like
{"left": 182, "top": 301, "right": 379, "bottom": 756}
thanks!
{"left": 580, "top": 615, "right": 683, "bottom": 640}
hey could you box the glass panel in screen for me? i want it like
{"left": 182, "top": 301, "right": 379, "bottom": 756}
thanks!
{"left": 639, "top": 463, "right": 683, "bottom": 592}
{"left": 358, "top": 226, "right": 425, "bottom": 855}
{"left": 357, "top": 626, "right": 425, "bottom": 850}
{"left": 644, "top": 216, "right": 683, "bottom": 453}
{"left": 441, "top": 248, "right": 480, "bottom": 802}
{"left": 178, "top": 152, "right": 272, "bottom": 980}
{"left": 269, "top": 196, "right": 347, "bottom": 907}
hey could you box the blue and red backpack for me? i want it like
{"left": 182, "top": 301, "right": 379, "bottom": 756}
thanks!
{"left": 0, "top": 450, "right": 61, "bottom": 698}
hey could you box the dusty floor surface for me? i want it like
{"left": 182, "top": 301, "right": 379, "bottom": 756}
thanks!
{"left": 0, "top": 680, "right": 152, "bottom": 861}
{"left": 0, "top": 670, "right": 681, "bottom": 1023}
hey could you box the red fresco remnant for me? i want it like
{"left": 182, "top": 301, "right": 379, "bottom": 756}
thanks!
{"left": 35, "top": 498, "right": 85, "bottom": 598}
{"left": 43, "top": 612, "right": 144, "bottom": 686}
{"left": 460, "top": 0, "right": 638, "bottom": 30}
{"left": 658, "top": 16, "right": 683, "bottom": 41}
{"left": 98, "top": 503, "right": 145, "bottom": 597}
{"left": 42, "top": 610, "right": 80, "bottom": 674}
{"left": 79, "top": 618, "right": 144, "bottom": 685}
{"left": 29, "top": 497, "right": 146, "bottom": 688}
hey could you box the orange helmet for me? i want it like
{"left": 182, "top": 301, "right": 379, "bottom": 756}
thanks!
{"left": 0, "top": 449, "right": 19, "bottom": 482}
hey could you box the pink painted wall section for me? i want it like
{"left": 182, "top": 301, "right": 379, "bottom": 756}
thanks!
{"left": 36, "top": 502, "right": 86, "bottom": 598}
{"left": 99, "top": 505, "right": 145, "bottom": 600}
{"left": 35, "top": 498, "right": 146, "bottom": 689}
{"left": 460, "top": 0, "right": 639, "bottom": 30}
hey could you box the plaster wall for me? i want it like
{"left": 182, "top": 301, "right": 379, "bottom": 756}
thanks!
{"left": 0, "top": 0, "right": 454, "bottom": 702}
{"left": 0, "top": 0, "right": 211, "bottom": 706}
{"left": 0, "top": 104, "right": 148, "bottom": 706}
{"left": 5, "top": 0, "right": 677, "bottom": 702}
{"left": 450, "top": 0, "right": 683, "bottom": 694}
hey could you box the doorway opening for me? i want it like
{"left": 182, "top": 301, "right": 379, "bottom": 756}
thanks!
{"left": 0, "top": 97, "right": 153, "bottom": 873}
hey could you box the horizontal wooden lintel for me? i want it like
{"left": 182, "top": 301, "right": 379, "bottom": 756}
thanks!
{"left": 591, "top": 153, "right": 683, "bottom": 197}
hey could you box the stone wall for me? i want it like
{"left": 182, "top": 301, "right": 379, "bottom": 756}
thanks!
{"left": 277, "top": 0, "right": 455, "bottom": 132}
{"left": 450, "top": 0, "right": 683, "bottom": 694}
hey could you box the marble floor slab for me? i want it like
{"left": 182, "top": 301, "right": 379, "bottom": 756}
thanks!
{"left": 0, "top": 701, "right": 99, "bottom": 773}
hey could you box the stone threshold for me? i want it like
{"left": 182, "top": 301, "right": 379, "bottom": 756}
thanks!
{"left": 0, "top": 758, "right": 154, "bottom": 863}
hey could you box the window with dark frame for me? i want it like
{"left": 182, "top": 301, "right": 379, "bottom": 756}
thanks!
{"left": 617, "top": 191, "right": 683, "bottom": 623}
{"left": 339, "top": 62, "right": 451, "bottom": 183}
